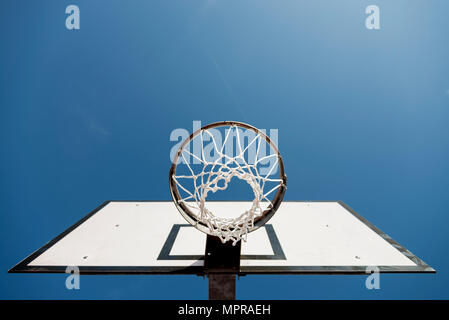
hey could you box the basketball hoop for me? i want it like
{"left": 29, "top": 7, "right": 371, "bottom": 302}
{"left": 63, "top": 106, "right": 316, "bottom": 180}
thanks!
{"left": 169, "top": 121, "right": 287, "bottom": 244}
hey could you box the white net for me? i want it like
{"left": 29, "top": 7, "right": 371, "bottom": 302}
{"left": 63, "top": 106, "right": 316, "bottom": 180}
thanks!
{"left": 172, "top": 124, "right": 284, "bottom": 245}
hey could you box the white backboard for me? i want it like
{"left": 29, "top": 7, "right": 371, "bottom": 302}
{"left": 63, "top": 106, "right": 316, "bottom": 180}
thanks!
{"left": 10, "top": 201, "right": 434, "bottom": 274}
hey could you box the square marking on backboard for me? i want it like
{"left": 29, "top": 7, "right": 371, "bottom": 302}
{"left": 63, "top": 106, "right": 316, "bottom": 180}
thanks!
{"left": 158, "top": 224, "right": 285, "bottom": 260}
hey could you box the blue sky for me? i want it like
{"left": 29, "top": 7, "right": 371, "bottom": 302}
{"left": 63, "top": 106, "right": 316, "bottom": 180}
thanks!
{"left": 1, "top": 0, "right": 448, "bottom": 299}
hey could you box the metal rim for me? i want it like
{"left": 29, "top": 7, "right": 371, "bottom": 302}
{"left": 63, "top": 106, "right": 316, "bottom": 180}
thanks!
{"left": 169, "top": 121, "right": 287, "bottom": 236}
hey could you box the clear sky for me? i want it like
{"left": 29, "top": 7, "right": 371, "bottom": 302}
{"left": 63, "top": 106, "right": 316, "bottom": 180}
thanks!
{"left": 1, "top": 0, "right": 448, "bottom": 299}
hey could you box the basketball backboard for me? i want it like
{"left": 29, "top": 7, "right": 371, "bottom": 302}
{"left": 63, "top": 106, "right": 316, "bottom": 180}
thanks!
{"left": 9, "top": 201, "right": 434, "bottom": 274}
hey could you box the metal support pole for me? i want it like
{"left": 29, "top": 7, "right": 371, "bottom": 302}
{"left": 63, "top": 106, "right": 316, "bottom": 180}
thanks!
{"left": 204, "top": 235, "right": 241, "bottom": 300}
{"left": 208, "top": 274, "right": 236, "bottom": 300}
